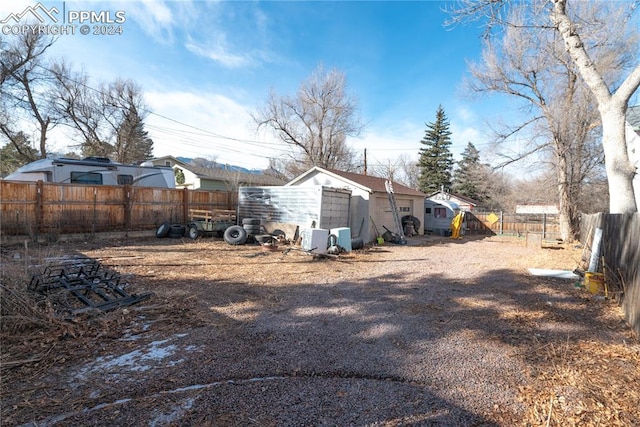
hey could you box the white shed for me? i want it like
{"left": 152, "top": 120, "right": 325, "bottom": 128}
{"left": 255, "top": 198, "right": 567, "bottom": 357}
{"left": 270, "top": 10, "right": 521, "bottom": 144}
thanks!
{"left": 287, "top": 167, "right": 426, "bottom": 243}
{"left": 238, "top": 185, "right": 351, "bottom": 231}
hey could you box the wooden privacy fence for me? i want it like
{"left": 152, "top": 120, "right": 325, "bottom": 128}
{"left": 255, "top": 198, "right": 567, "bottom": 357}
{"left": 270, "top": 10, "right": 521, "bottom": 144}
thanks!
{"left": 581, "top": 213, "right": 640, "bottom": 336}
{"left": 0, "top": 180, "right": 237, "bottom": 238}
{"left": 465, "top": 211, "right": 561, "bottom": 239}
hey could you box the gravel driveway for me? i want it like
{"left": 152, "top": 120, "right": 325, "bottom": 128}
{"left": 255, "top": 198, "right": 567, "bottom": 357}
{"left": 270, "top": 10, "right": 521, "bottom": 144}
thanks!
{"left": 4, "top": 235, "right": 638, "bottom": 426}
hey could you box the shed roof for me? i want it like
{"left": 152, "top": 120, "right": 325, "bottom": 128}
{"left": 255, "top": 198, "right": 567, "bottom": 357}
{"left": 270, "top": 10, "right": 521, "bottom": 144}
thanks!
{"left": 288, "top": 166, "right": 426, "bottom": 197}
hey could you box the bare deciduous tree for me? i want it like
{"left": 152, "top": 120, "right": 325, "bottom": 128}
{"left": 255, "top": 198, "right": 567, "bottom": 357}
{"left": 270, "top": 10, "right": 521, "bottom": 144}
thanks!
{"left": 368, "top": 154, "right": 420, "bottom": 189}
{"left": 1, "top": 32, "right": 58, "bottom": 160}
{"left": 0, "top": 33, "right": 53, "bottom": 86}
{"left": 51, "top": 61, "right": 105, "bottom": 155}
{"left": 254, "top": 65, "right": 364, "bottom": 172}
{"left": 463, "top": 2, "right": 625, "bottom": 239}
{"left": 52, "top": 65, "right": 152, "bottom": 163}
{"left": 448, "top": 0, "right": 640, "bottom": 213}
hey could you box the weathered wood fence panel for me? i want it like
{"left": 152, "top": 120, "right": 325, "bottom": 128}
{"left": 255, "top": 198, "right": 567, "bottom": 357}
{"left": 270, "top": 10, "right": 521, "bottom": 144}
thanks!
{"left": 466, "top": 211, "right": 561, "bottom": 239}
{"left": 581, "top": 213, "right": 640, "bottom": 336}
{"left": 0, "top": 181, "right": 237, "bottom": 238}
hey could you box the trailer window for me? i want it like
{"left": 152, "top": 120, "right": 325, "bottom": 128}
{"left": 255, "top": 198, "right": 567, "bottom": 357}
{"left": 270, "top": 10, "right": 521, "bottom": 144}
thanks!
{"left": 117, "top": 174, "right": 134, "bottom": 185}
{"left": 434, "top": 207, "right": 447, "bottom": 218}
{"left": 70, "top": 171, "right": 102, "bottom": 185}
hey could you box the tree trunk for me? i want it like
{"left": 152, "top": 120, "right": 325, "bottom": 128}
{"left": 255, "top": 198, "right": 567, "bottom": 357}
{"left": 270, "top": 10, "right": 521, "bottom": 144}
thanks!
{"left": 556, "top": 146, "right": 580, "bottom": 241}
{"left": 557, "top": 176, "right": 572, "bottom": 241}
{"left": 551, "top": 0, "right": 640, "bottom": 213}
{"left": 600, "top": 104, "right": 637, "bottom": 213}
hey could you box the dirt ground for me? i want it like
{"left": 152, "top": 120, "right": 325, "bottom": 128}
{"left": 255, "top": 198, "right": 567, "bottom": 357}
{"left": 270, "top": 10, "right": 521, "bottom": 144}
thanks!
{"left": 1, "top": 233, "right": 639, "bottom": 426}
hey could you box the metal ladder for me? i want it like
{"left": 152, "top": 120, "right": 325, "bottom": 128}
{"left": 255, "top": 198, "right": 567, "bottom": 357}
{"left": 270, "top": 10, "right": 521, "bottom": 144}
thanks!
{"left": 385, "top": 180, "right": 407, "bottom": 244}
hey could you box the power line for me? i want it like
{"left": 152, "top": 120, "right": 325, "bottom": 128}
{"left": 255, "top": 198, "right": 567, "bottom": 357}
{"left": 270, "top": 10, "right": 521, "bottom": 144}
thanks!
{"left": 29, "top": 63, "right": 289, "bottom": 162}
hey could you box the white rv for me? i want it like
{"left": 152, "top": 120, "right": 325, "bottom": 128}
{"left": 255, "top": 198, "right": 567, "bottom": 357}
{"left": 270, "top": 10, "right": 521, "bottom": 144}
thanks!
{"left": 4, "top": 157, "right": 175, "bottom": 188}
{"left": 424, "top": 199, "right": 463, "bottom": 236}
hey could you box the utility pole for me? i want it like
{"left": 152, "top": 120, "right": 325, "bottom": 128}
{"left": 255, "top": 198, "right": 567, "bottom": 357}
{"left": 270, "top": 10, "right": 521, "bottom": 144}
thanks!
{"left": 363, "top": 148, "right": 367, "bottom": 175}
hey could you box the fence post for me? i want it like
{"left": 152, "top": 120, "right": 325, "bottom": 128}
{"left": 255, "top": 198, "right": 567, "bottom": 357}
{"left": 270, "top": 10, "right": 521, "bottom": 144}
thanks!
{"left": 500, "top": 211, "right": 503, "bottom": 235}
{"left": 92, "top": 187, "right": 97, "bottom": 235}
{"left": 182, "top": 188, "right": 189, "bottom": 224}
{"left": 36, "top": 180, "right": 44, "bottom": 239}
{"left": 123, "top": 185, "right": 132, "bottom": 231}
{"left": 543, "top": 213, "right": 547, "bottom": 239}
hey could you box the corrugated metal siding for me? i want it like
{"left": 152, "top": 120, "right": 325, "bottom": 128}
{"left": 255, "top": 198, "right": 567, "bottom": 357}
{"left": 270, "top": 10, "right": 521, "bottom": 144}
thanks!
{"left": 238, "top": 186, "right": 350, "bottom": 229}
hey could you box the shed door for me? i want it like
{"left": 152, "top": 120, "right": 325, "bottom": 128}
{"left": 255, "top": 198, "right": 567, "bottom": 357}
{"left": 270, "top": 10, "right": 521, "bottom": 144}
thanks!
{"left": 319, "top": 189, "right": 350, "bottom": 229}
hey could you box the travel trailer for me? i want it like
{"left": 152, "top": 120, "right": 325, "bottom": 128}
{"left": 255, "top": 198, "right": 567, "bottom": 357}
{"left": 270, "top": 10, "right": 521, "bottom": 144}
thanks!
{"left": 424, "top": 199, "right": 464, "bottom": 236}
{"left": 3, "top": 157, "right": 175, "bottom": 188}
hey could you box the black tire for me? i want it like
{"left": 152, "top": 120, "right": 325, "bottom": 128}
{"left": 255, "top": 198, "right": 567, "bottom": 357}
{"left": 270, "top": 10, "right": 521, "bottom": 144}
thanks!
{"left": 351, "top": 237, "right": 364, "bottom": 250}
{"left": 243, "top": 224, "right": 262, "bottom": 230}
{"left": 224, "top": 225, "right": 248, "bottom": 245}
{"left": 243, "top": 225, "right": 262, "bottom": 235}
{"left": 254, "top": 234, "right": 274, "bottom": 244}
{"left": 156, "top": 221, "right": 170, "bottom": 238}
{"left": 272, "top": 229, "right": 286, "bottom": 238}
{"left": 168, "top": 224, "right": 186, "bottom": 238}
{"left": 242, "top": 218, "right": 261, "bottom": 226}
{"left": 402, "top": 215, "right": 421, "bottom": 233}
{"left": 188, "top": 224, "right": 201, "bottom": 240}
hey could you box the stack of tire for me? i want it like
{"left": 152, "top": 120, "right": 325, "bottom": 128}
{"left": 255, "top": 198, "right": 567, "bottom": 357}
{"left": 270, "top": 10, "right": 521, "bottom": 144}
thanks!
{"left": 156, "top": 221, "right": 186, "bottom": 238}
{"left": 242, "top": 218, "right": 262, "bottom": 238}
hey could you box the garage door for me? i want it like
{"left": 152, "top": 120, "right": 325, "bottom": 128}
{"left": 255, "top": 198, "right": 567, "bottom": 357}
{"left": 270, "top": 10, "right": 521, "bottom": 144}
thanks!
{"left": 374, "top": 196, "right": 412, "bottom": 231}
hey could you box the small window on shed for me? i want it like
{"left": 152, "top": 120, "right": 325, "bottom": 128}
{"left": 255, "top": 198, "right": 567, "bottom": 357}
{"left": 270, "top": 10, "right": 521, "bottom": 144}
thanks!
{"left": 117, "top": 174, "right": 134, "bottom": 185}
{"left": 425, "top": 207, "right": 432, "bottom": 214}
{"left": 434, "top": 207, "right": 447, "bottom": 218}
{"left": 70, "top": 171, "right": 102, "bottom": 185}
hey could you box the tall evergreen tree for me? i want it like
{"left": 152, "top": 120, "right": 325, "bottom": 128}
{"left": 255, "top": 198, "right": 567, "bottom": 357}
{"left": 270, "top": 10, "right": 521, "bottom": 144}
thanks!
{"left": 452, "top": 142, "right": 487, "bottom": 201}
{"left": 115, "top": 106, "right": 154, "bottom": 164}
{"left": 0, "top": 131, "right": 38, "bottom": 177}
{"left": 417, "top": 105, "right": 453, "bottom": 194}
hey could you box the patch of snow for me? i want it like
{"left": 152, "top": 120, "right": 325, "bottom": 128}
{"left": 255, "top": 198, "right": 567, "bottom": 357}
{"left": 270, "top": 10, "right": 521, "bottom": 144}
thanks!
{"left": 149, "top": 397, "right": 195, "bottom": 427}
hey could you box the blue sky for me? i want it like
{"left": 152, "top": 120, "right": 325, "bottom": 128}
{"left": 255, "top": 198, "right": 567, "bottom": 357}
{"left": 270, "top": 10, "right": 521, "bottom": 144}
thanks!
{"left": 2, "top": 0, "right": 508, "bottom": 171}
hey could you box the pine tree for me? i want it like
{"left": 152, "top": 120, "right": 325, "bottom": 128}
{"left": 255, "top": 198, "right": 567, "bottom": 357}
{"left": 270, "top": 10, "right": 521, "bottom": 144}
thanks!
{"left": 115, "top": 106, "right": 154, "bottom": 164}
{"left": 453, "top": 142, "right": 485, "bottom": 201}
{"left": 0, "top": 132, "right": 38, "bottom": 177}
{"left": 417, "top": 105, "right": 453, "bottom": 194}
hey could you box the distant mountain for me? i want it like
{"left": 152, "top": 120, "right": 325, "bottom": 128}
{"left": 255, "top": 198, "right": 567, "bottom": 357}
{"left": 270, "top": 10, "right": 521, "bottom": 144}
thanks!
{"left": 177, "top": 157, "right": 267, "bottom": 175}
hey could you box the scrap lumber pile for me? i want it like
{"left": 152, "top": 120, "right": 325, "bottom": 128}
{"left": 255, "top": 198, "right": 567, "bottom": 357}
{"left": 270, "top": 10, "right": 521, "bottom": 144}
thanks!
{"left": 28, "top": 257, "right": 152, "bottom": 317}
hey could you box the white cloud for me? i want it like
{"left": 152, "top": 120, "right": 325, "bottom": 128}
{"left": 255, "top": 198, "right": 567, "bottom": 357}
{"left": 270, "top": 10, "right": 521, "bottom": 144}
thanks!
{"left": 450, "top": 123, "right": 483, "bottom": 156}
{"left": 185, "top": 37, "right": 253, "bottom": 69}
{"left": 455, "top": 105, "right": 476, "bottom": 122}
{"left": 144, "top": 90, "right": 284, "bottom": 169}
{"left": 115, "top": 0, "right": 178, "bottom": 44}
{"left": 352, "top": 121, "right": 423, "bottom": 167}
